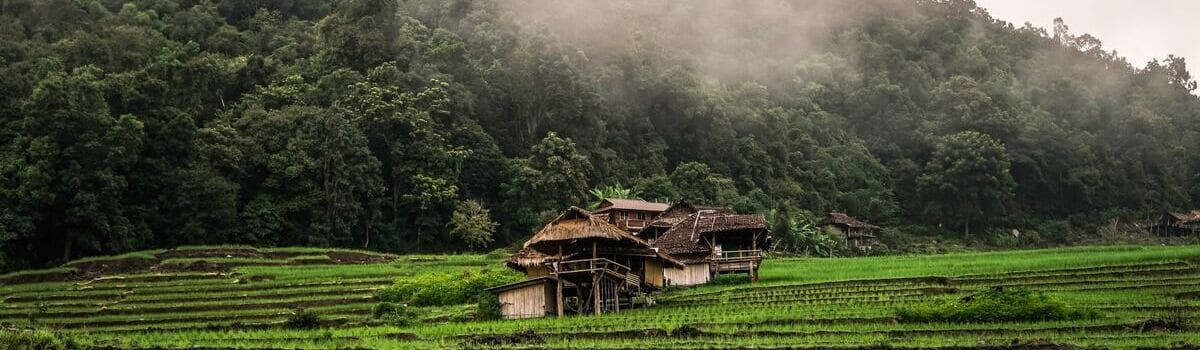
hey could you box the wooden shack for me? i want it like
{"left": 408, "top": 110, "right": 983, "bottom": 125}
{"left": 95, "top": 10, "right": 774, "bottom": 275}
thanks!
{"left": 819, "top": 212, "right": 881, "bottom": 251}
{"left": 498, "top": 207, "right": 683, "bottom": 318}
{"left": 486, "top": 276, "right": 560, "bottom": 319}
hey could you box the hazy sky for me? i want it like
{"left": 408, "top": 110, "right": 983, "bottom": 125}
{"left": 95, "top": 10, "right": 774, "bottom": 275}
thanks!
{"left": 976, "top": 0, "right": 1199, "bottom": 69}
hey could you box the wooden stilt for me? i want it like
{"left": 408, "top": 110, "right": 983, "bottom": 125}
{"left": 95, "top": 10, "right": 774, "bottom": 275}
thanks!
{"left": 556, "top": 244, "right": 564, "bottom": 317}
{"left": 614, "top": 279, "right": 620, "bottom": 312}
{"left": 593, "top": 273, "right": 601, "bottom": 315}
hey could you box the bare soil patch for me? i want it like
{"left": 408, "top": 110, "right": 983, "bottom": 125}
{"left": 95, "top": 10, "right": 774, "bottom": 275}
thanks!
{"left": 156, "top": 248, "right": 263, "bottom": 259}
{"left": 327, "top": 251, "right": 394, "bottom": 264}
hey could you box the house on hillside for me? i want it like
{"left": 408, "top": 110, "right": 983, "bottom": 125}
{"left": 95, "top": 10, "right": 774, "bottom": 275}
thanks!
{"left": 1149, "top": 210, "right": 1200, "bottom": 236}
{"left": 591, "top": 198, "right": 670, "bottom": 233}
{"left": 652, "top": 205, "right": 770, "bottom": 285}
{"left": 819, "top": 212, "right": 881, "bottom": 251}
{"left": 491, "top": 207, "right": 683, "bottom": 319}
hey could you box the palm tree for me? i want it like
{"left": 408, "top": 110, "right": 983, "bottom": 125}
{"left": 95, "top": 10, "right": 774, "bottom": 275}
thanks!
{"left": 587, "top": 183, "right": 635, "bottom": 209}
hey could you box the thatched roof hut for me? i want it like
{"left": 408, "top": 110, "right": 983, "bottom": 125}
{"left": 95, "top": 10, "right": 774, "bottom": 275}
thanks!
{"left": 523, "top": 206, "right": 652, "bottom": 253}
{"left": 1151, "top": 210, "right": 1200, "bottom": 235}
{"left": 819, "top": 212, "right": 880, "bottom": 238}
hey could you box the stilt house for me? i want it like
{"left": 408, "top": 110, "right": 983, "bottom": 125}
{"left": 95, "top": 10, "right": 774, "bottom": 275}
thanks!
{"left": 1150, "top": 210, "right": 1200, "bottom": 236}
{"left": 490, "top": 207, "right": 683, "bottom": 319}
{"left": 819, "top": 212, "right": 881, "bottom": 251}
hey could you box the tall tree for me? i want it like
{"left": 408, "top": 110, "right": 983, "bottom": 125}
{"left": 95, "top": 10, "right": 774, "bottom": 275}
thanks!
{"left": 917, "top": 131, "right": 1016, "bottom": 235}
{"left": 1, "top": 65, "right": 145, "bottom": 263}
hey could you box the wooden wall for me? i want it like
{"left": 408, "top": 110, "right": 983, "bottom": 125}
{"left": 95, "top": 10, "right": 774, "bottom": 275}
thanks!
{"left": 526, "top": 265, "right": 550, "bottom": 278}
{"left": 644, "top": 257, "right": 664, "bottom": 288}
{"left": 497, "top": 281, "right": 556, "bottom": 319}
{"left": 664, "top": 263, "right": 710, "bottom": 286}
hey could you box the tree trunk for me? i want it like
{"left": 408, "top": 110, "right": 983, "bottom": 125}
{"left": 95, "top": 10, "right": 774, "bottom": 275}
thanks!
{"left": 62, "top": 235, "right": 72, "bottom": 262}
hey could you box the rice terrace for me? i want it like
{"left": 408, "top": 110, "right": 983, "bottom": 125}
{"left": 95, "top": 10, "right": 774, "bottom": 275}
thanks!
{"left": 2, "top": 245, "right": 1200, "bottom": 348}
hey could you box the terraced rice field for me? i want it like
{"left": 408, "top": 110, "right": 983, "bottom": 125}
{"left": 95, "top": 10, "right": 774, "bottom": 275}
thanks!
{"left": 4, "top": 245, "right": 1200, "bottom": 349}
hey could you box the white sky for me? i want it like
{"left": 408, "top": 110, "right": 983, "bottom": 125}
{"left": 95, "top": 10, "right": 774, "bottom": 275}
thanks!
{"left": 976, "top": 0, "right": 1199, "bottom": 69}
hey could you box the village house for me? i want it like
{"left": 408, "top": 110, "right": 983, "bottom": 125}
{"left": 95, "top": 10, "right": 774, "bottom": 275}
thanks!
{"left": 1150, "top": 210, "right": 1200, "bottom": 236}
{"left": 819, "top": 212, "right": 881, "bottom": 251}
{"left": 491, "top": 200, "right": 770, "bottom": 319}
{"left": 591, "top": 198, "right": 670, "bottom": 233}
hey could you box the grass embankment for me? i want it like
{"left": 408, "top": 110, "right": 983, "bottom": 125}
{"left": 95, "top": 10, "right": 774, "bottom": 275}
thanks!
{"left": 1, "top": 245, "right": 1199, "bottom": 349}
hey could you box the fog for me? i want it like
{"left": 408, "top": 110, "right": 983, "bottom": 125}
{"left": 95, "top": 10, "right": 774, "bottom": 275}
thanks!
{"left": 495, "top": 0, "right": 913, "bottom": 83}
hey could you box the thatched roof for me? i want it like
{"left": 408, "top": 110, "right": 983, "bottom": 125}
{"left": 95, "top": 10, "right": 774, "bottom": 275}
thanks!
{"left": 1165, "top": 210, "right": 1200, "bottom": 223}
{"left": 523, "top": 206, "right": 651, "bottom": 252}
{"left": 645, "top": 200, "right": 733, "bottom": 229}
{"left": 593, "top": 198, "right": 670, "bottom": 213}
{"left": 820, "top": 212, "right": 880, "bottom": 229}
{"left": 652, "top": 211, "right": 770, "bottom": 255}
{"left": 505, "top": 247, "right": 575, "bottom": 271}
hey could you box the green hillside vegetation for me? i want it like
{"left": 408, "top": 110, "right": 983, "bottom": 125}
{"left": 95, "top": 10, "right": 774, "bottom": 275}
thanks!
{"left": 2, "top": 0, "right": 1200, "bottom": 272}
{"left": 2, "top": 245, "right": 1200, "bottom": 348}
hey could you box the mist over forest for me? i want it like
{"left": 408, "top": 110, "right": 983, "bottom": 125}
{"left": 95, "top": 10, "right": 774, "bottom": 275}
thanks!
{"left": 1, "top": 0, "right": 1198, "bottom": 270}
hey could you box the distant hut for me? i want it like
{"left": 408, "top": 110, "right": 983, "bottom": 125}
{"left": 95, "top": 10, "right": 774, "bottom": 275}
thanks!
{"left": 1150, "top": 211, "right": 1200, "bottom": 236}
{"left": 819, "top": 212, "right": 881, "bottom": 250}
{"left": 496, "top": 207, "right": 682, "bottom": 319}
{"left": 653, "top": 208, "right": 770, "bottom": 285}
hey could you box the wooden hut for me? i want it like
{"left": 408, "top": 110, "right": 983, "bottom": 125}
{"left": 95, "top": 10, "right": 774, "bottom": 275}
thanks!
{"left": 653, "top": 209, "right": 770, "bottom": 285}
{"left": 819, "top": 212, "right": 881, "bottom": 251}
{"left": 498, "top": 207, "right": 683, "bottom": 318}
{"left": 1150, "top": 211, "right": 1200, "bottom": 236}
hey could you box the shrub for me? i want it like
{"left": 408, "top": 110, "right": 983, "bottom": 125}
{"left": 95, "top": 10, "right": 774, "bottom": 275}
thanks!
{"left": 0, "top": 328, "right": 79, "bottom": 350}
{"left": 708, "top": 274, "right": 750, "bottom": 286}
{"left": 1035, "top": 220, "right": 1072, "bottom": 245}
{"left": 476, "top": 293, "right": 503, "bottom": 320}
{"left": 284, "top": 308, "right": 321, "bottom": 329}
{"left": 485, "top": 248, "right": 511, "bottom": 259}
{"left": 378, "top": 269, "right": 522, "bottom": 306}
{"left": 896, "top": 287, "right": 1099, "bottom": 323}
{"left": 373, "top": 302, "right": 420, "bottom": 326}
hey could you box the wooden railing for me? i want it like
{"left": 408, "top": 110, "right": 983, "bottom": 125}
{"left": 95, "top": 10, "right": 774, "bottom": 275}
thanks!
{"left": 552, "top": 258, "right": 631, "bottom": 275}
{"left": 615, "top": 218, "right": 649, "bottom": 229}
{"left": 550, "top": 258, "right": 642, "bottom": 287}
{"left": 625, "top": 272, "right": 641, "bottom": 286}
{"left": 713, "top": 250, "right": 763, "bottom": 260}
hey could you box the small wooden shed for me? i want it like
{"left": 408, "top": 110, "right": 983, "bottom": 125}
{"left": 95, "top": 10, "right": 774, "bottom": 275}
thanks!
{"left": 486, "top": 276, "right": 560, "bottom": 319}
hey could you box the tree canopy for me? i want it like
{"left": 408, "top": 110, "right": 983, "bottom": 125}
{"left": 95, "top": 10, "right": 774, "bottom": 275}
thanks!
{"left": 1, "top": 0, "right": 1197, "bottom": 269}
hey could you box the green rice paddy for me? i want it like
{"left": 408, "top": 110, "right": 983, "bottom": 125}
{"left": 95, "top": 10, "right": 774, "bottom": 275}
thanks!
{"left": 3, "top": 245, "right": 1200, "bottom": 349}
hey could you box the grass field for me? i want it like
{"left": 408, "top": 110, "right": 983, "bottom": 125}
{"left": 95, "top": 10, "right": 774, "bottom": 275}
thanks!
{"left": 3, "top": 245, "right": 1200, "bottom": 349}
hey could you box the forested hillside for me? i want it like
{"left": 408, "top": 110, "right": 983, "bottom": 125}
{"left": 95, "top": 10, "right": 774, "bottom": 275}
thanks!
{"left": 1, "top": 0, "right": 1198, "bottom": 270}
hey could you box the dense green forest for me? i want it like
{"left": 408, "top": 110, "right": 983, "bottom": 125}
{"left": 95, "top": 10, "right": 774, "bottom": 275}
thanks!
{"left": 1, "top": 0, "right": 1198, "bottom": 270}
